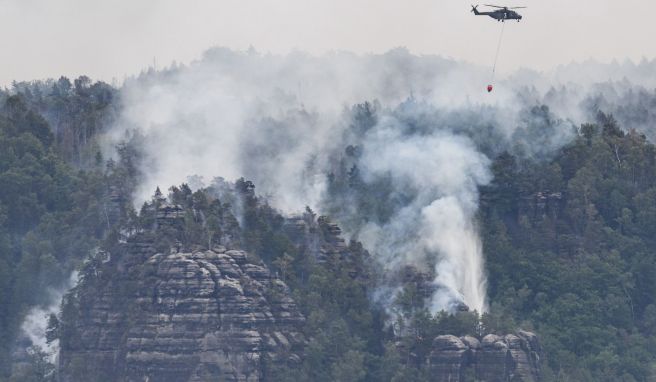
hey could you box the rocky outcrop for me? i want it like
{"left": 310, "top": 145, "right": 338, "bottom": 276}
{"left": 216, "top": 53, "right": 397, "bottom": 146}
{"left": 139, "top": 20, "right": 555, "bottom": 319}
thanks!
{"left": 58, "top": 239, "right": 304, "bottom": 381}
{"left": 519, "top": 191, "right": 563, "bottom": 222}
{"left": 155, "top": 202, "right": 185, "bottom": 229}
{"left": 284, "top": 212, "right": 350, "bottom": 263}
{"left": 283, "top": 212, "right": 369, "bottom": 279}
{"left": 58, "top": 192, "right": 541, "bottom": 382}
{"left": 429, "top": 336, "right": 472, "bottom": 381}
{"left": 399, "top": 265, "right": 439, "bottom": 302}
{"left": 429, "top": 331, "right": 540, "bottom": 382}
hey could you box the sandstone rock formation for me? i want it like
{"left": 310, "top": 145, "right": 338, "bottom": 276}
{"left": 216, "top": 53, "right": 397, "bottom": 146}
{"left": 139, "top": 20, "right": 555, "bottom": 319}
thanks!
{"left": 58, "top": 238, "right": 304, "bottom": 381}
{"left": 283, "top": 212, "right": 370, "bottom": 278}
{"left": 519, "top": 191, "right": 563, "bottom": 222}
{"left": 429, "top": 331, "right": 541, "bottom": 382}
{"left": 429, "top": 335, "right": 472, "bottom": 380}
{"left": 57, "top": 197, "right": 541, "bottom": 382}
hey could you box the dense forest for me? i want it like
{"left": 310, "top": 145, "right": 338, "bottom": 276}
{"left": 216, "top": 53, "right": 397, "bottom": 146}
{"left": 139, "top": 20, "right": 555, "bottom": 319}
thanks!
{"left": 1, "top": 75, "right": 656, "bottom": 381}
{"left": 0, "top": 79, "right": 132, "bottom": 381}
{"left": 319, "top": 104, "right": 656, "bottom": 381}
{"left": 481, "top": 115, "right": 656, "bottom": 381}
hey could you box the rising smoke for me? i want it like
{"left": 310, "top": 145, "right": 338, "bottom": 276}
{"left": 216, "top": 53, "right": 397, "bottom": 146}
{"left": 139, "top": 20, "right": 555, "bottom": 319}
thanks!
{"left": 104, "top": 47, "right": 648, "bottom": 314}
{"left": 355, "top": 124, "right": 491, "bottom": 313}
{"left": 20, "top": 272, "right": 78, "bottom": 362}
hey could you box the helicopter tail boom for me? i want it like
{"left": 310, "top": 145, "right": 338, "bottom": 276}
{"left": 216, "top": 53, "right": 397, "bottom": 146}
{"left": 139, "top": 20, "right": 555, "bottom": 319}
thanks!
{"left": 471, "top": 5, "right": 480, "bottom": 15}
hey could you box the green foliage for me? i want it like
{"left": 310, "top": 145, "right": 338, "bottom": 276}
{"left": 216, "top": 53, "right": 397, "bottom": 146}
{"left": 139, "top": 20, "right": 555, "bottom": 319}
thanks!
{"left": 9, "top": 77, "right": 119, "bottom": 166}
{"left": 0, "top": 93, "right": 134, "bottom": 379}
{"left": 481, "top": 117, "right": 656, "bottom": 381}
{"left": 3, "top": 80, "right": 656, "bottom": 382}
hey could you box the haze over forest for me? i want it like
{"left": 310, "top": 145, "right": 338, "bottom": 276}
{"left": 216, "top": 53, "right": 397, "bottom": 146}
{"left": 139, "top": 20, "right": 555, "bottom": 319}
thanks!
{"left": 1, "top": 2, "right": 656, "bottom": 382}
{"left": 1, "top": 0, "right": 655, "bottom": 86}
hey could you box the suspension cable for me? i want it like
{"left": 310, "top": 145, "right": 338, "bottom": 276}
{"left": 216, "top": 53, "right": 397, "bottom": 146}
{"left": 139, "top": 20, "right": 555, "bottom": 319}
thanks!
{"left": 491, "top": 21, "right": 506, "bottom": 83}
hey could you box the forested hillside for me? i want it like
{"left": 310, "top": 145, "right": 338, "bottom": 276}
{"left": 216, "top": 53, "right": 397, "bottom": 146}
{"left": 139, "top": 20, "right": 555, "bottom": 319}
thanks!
{"left": 319, "top": 106, "right": 656, "bottom": 381}
{"left": 481, "top": 115, "right": 656, "bottom": 381}
{"left": 1, "top": 74, "right": 656, "bottom": 381}
{"left": 0, "top": 80, "right": 135, "bottom": 381}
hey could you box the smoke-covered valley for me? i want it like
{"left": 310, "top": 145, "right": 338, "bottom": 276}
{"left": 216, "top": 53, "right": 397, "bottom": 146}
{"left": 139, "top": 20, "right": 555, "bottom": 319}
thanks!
{"left": 3, "top": 45, "right": 656, "bottom": 381}
{"left": 4, "top": 1, "right": 656, "bottom": 381}
{"left": 101, "top": 47, "right": 656, "bottom": 315}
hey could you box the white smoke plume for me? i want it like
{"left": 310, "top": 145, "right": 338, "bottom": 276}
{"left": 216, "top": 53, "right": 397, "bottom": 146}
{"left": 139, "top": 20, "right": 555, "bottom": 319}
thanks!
{"left": 107, "top": 48, "right": 502, "bottom": 209}
{"left": 356, "top": 124, "right": 491, "bottom": 313}
{"left": 20, "top": 272, "right": 78, "bottom": 363}
{"left": 103, "top": 47, "right": 637, "bottom": 314}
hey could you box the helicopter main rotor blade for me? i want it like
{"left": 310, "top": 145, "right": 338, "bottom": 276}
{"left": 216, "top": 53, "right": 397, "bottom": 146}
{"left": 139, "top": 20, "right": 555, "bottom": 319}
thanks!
{"left": 483, "top": 4, "right": 527, "bottom": 9}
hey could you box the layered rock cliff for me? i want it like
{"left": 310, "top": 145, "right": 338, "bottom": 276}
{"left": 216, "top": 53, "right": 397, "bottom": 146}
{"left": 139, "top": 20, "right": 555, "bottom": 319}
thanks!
{"left": 429, "top": 331, "right": 541, "bottom": 382}
{"left": 57, "top": 197, "right": 541, "bottom": 382}
{"left": 58, "top": 235, "right": 304, "bottom": 381}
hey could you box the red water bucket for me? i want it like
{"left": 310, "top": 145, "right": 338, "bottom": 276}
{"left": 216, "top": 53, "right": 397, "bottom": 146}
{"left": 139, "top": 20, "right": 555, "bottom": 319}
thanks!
{"left": 487, "top": 85, "right": 493, "bottom": 93}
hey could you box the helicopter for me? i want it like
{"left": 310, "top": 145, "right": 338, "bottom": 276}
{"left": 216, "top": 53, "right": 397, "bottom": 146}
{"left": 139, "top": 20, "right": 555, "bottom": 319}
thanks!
{"left": 471, "top": 4, "right": 525, "bottom": 22}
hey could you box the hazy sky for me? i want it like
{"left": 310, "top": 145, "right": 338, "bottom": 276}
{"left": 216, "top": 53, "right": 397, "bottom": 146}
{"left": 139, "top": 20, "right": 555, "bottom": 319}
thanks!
{"left": 1, "top": 0, "right": 653, "bottom": 86}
